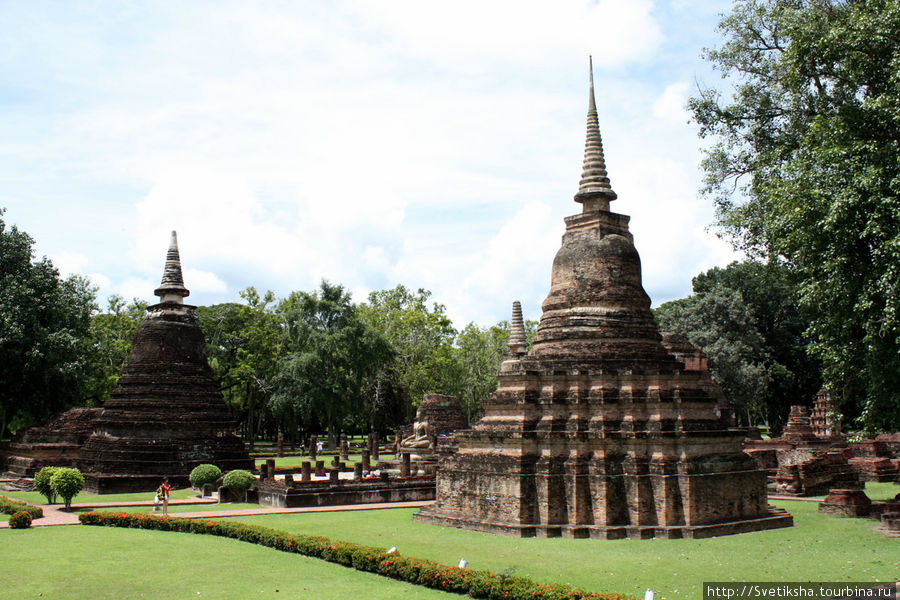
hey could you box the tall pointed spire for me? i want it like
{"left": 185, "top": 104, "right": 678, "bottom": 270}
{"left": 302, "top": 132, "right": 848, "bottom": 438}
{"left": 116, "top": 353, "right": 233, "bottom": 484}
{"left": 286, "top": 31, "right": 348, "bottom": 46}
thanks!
{"left": 154, "top": 231, "right": 190, "bottom": 303}
{"left": 508, "top": 301, "right": 527, "bottom": 355}
{"left": 574, "top": 56, "right": 617, "bottom": 211}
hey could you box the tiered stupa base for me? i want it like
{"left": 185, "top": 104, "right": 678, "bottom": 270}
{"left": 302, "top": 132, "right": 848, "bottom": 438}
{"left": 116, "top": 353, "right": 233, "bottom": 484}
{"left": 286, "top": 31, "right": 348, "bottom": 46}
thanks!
{"left": 415, "top": 363, "right": 793, "bottom": 539}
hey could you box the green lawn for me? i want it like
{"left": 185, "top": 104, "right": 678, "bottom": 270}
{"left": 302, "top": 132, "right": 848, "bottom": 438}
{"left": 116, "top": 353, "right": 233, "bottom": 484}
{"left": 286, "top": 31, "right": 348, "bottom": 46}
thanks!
{"left": 74, "top": 503, "right": 261, "bottom": 515}
{"left": 0, "top": 525, "right": 456, "bottom": 600}
{"left": 225, "top": 499, "right": 897, "bottom": 600}
{"left": 2, "top": 487, "right": 198, "bottom": 506}
{"left": 3, "top": 483, "right": 896, "bottom": 600}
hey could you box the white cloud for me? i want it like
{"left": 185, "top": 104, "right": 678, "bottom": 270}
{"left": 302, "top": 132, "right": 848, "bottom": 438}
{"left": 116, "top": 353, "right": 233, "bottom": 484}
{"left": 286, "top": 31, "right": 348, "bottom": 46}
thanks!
{"left": 652, "top": 82, "right": 692, "bottom": 123}
{"left": 1, "top": 1, "right": 738, "bottom": 326}
{"left": 52, "top": 251, "right": 89, "bottom": 277}
{"left": 184, "top": 268, "right": 227, "bottom": 295}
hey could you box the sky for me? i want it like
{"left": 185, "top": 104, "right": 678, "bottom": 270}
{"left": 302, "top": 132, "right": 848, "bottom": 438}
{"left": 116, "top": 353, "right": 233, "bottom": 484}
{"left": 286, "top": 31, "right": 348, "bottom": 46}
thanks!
{"left": 0, "top": 0, "right": 739, "bottom": 328}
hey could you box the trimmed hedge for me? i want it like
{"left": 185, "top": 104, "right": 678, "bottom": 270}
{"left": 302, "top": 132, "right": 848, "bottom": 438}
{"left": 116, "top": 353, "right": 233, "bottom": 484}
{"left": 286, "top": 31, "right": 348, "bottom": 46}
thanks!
{"left": 222, "top": 469, "right": 254, "bottom": 491}
{"left": 189, "top": 464, "right": 222, "bottom": 488}
{"left": 9, "top": 510, "right": 33, "bottom": 528}
{"left": 78, "top": 512, "right": 634, "bottom": 600}
{"left": 0, "top": 495, "right": 43, "bottom": 519}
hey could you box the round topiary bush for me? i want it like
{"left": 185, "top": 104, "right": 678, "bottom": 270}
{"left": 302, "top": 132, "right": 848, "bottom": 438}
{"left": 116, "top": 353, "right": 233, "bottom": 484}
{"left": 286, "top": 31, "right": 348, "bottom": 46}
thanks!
{"left": 189, "top": 464, "right": 222, "bottom": 489}
{"left": 50, "top": 467, "right": 85, "bottom": 510}
{"left": 33, "top": 466, "right": 60, "bottom": 504}
{"left": 222, "top": 469, "right": 254, "bottom": 491}
{"left": 9, "top": 510, "right": 32, "bottom": 529}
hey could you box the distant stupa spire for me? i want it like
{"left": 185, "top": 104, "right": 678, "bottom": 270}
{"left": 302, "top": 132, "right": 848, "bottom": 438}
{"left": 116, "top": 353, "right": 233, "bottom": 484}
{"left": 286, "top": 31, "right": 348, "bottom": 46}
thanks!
{"left": 508, "top": 301, "right": 527, "bottom": 355}
{"left": 574, "top": 56, "right": 617, "bottom": 211}
{"left": 154, "top": 231, "right": 190, "bottom": 303}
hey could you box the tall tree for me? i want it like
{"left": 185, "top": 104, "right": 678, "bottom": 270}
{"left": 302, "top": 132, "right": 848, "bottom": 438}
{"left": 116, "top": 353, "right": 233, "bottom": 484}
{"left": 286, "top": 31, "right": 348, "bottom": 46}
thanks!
{"left": 656, "top": 261, "right": 819, "bottom": 431}
{"left": 197, "top": 288, "right": 282, "bottom": 450}
{"left": 452, "top": 318, "right": 538, "bottom": 422}
{"left": 273, "top": 281, "right": 393, "bottom": 446}
{"left": 361, "top": 285, "right": 458, "bottom": 423}
{"left": 690, "top": 0, "right": 900, "bottom": 432}
{"left": 0, "top": 210, "right": 96, "bottom": 438}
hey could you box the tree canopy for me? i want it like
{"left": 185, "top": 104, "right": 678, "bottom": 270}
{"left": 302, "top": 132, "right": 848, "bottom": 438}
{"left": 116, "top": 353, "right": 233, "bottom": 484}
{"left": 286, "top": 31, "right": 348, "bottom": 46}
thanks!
{"left": 690, "top": 0, "right": 900, "bottom": 432}
{"left": 272, "top": 281, "right": 394, "bottom": 447}
{"left": 360, "top": 285, "right": 458, "bottom": 424}
{"left": 197, "top": 288, "right": 282, "bottom": 450}
{"left": 656, "top": 261, "right": 820, "bottom": 432}
{"left": 0, "top": 210, "right": 96, "bottom": 438}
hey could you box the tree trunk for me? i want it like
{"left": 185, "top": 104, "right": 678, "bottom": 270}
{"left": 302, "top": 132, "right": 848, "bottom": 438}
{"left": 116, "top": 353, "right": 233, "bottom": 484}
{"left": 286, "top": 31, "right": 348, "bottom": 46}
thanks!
{"left": 247, "top": 381, "right": 255, "bottom": 452}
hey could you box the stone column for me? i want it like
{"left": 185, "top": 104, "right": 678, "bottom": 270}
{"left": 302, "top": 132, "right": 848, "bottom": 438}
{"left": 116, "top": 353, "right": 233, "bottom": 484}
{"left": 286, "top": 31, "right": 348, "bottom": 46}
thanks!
{"left": 361, "top": 449, "right": 370, "bottom": 473}
{"left": 284, "top": 474, "right": 294, "bottom": 487}
{"left": 329, "top": 468, "right": 340, "bottom": 485}
{"left": 315, "top": 460, "right": 325, "bottom": 477}
{"left": 353, "top": 462, "right": 363, "bottom": 481}
{"left": 266, "top": 458, "right": 276, "bottom": 478}
{"left": 277, "top": 432, "right": 284, "bottom": 458}
{"left": 301, "top": 461, "right": 311, "bottom": 482}
{"left": 309, "top": 435, "right": 317, "bottom": 460}
{"left": 401, "top": 452, "right": 411, "bottom": 477}
{"left": 258, "top": 462, "right": 268, "bottom": 479}
{"left": 340, "top": 434, "right": 349, "bottom": 460}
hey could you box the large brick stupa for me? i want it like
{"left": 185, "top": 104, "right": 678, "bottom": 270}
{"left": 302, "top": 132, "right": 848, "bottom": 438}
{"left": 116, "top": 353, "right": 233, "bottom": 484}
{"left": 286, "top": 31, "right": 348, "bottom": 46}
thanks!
{"left": 414, "top": 61, "right": 793, "bottom": 539}
{"left": 80, "top": 232, "right": 252, "bottom": 493}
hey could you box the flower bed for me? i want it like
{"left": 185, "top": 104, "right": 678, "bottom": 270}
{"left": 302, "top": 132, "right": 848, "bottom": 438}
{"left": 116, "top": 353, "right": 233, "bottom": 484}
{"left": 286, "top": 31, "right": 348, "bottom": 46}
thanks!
{"left": 78, "top": 512, "right": 634, "bottom": 600}
{"left": 0, "top": 495, "right": 43, "bottom": 519}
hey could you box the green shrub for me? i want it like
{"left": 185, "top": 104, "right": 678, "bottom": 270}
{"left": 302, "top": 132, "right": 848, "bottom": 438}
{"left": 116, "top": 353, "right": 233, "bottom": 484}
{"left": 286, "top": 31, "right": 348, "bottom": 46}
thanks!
{"left": 189, "top": 464, "right": 222, "bottom": 488}
{"left": 33, "top": 466, "right": 60, "bottom": 504}
{"left": 8, "top": 510, "right": 33, "bottom": 528}
{"left": 222, "top": 469, "right": 254, "bottom": 491}
{"left": 0, "top": 495, "right": 42, "bottom": 519}
{"left": 78, "top": 512, "right": 636, "bottom": 600}
{"left": 50, "top": 467, "right": 85, "bottom": 510}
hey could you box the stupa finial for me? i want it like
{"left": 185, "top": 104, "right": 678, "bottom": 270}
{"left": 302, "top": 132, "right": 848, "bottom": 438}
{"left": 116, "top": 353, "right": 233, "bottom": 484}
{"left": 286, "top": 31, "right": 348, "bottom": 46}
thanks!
{"left": 508, "top": 301, "right": 527, "bottom": 355}
{"left": 154, "top": 230, "right": 190, "bottom": 303}
{"left": 574, "top": 56, "right": 617, "bottom": 211}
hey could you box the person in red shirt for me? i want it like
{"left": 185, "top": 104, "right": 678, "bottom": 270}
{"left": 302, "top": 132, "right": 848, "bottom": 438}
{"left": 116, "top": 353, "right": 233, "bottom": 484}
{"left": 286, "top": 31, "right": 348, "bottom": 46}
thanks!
{"left": 158, "top": 477, "right": 174, "bottom": 516}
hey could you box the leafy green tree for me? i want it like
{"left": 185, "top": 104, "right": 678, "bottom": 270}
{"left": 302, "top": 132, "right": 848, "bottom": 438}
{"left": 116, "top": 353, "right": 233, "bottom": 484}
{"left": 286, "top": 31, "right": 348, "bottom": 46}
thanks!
{"left": 273, "top": 281, "right": 393, "bottom": 447}
{"left": 50, "top": 467, "right": 84, "bottom": 510}
{"left": 33, "top": 466, "right": 60, "bottom": 504}
{"left": 197, "top": 288, "right": 282, "bottom": 450}
{"left": 656, "top": 261, "right": 820, "bottom": 431}
{"left": 0, "top": 210, "right": 96, "bottom": 438}
{"left": 656, "top": 286, "right": 773, "bottom": 427}
{"left": 83, "top": 295, "right": 147, "bottom": 405}
{"left": 690, "top": 0, "right": 900, "bottom": 432}
{"left": 451, "top": 318, "right": 538, "bottom": 422}
{"left": 361, "top": 285, "right": 458, "bottom": 424}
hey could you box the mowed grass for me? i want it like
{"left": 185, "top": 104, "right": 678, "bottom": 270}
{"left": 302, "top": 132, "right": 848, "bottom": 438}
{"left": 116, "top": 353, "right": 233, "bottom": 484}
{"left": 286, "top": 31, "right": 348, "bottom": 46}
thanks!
{"left": 3, "top": 487, "right": 198, "bottom": 506}
{"left": 74, "top": 503, "right": 261, "bottom": 515}
{"left": 225, "top": 499, "right": 898, "bottom": 600}
{"left": 0, "top": 526, "right": 457, "bottom": 600}
{"left": 3, "top": 483, "right": 896, "bottom": 600}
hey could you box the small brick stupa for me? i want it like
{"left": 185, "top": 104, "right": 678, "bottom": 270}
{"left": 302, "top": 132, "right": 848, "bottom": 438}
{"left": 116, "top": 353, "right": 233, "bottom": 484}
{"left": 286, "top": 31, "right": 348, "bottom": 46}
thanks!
{"left": 415, "top": 60, "right": 793, "bottom": 539}
{"left": 80, "top": 232, "right": 252, "bottom": 493}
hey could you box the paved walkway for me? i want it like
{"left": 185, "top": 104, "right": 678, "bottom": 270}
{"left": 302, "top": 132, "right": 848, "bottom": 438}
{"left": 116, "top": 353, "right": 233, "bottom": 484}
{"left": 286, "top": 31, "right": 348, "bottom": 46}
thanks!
{"left": 4, "top": 493, "right": 821, "bottom": 529}
{"left": 1, "top": 498, "right": 434, "bottom": 529}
